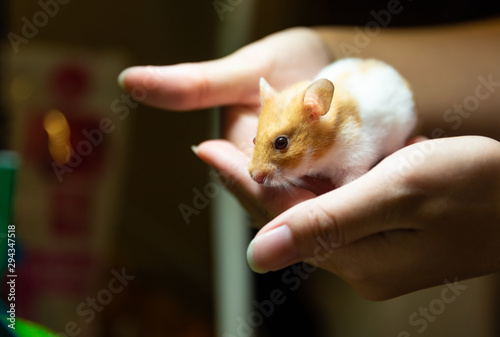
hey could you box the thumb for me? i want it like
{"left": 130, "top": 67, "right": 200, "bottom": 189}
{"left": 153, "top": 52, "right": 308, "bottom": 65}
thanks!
{"left": 246, "top": 166, "right": 412, "bottom": 273}
{"left": 117, "top": 55, "right": 262, "bottom": 111}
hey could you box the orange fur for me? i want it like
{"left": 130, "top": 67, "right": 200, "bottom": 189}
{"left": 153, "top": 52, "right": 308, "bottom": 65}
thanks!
{"left": 249, "top": 79, "right": 361, "bottom": 180}
{"left": 249, "top": 58, "right": 417, "bottom": 187}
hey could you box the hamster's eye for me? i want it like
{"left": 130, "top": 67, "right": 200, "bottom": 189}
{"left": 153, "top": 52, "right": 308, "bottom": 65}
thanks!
{"left": 253, "top": 137, "right": 256, "bottom": 145}
{"left": 274, "top": 136, "right": 288, "bottom": 150}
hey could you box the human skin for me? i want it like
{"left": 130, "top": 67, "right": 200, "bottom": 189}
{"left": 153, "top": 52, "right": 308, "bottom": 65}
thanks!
{"left": 119, "top": 18, "right": 500, "bottom": 300}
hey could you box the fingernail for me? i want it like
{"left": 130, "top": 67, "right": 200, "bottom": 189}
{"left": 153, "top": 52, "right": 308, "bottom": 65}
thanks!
{"left": 246, "top": 240, "right": 268, "bottom": 274}
{"left": 117, "top": 68, "right": 130, "bottom": 90}
{"left": 191, "top": 145, "right": 199, "bottom": 156}
{"left": 246, "top": 225, "right": 298, "bottom": 274}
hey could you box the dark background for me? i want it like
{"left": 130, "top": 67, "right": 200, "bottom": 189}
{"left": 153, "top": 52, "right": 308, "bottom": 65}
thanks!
{"left": 1, "top": 1, "right": 499, "bottom": 336}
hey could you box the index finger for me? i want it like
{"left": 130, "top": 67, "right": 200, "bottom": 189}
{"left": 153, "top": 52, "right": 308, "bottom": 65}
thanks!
{"left": 118, "top": 56, "right": 262, "bottom": 111}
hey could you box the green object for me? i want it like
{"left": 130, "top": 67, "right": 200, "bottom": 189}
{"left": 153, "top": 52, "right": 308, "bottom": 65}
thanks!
{"left": 13, "top": 318, "right": 59, "bottom": 337}
{"left": 0, "top": 151, "right": 19, "bottom": 273}
{"left": 1, "top": 153, "right": 59, "bottom": 336}
{"left": 1, "top": 316, "right": 59, "bottom": 337}
{"left": 1, "top": 151, "right": 20, "bottom": 337}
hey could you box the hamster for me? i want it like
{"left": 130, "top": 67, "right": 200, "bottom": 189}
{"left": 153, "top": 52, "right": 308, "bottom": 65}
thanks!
{"left": 248, "top": 58, "right": 417, "bottom": 189}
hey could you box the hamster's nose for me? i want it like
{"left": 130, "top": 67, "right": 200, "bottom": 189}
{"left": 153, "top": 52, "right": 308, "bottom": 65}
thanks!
{"left": 250, "top": 171, "right": 267, "bottom": 184}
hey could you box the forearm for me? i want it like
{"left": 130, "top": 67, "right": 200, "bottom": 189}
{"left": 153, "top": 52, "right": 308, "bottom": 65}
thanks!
{"left": 313, "top": 18, "right": 500, "bottom": 140}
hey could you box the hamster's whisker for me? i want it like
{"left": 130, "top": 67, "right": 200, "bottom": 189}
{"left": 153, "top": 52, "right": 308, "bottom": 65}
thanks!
{"left": 273, "top": 175, "right": 298, "bottom": 195}
{"left": 289, "top": 176, "right": 311, "bottom": 190}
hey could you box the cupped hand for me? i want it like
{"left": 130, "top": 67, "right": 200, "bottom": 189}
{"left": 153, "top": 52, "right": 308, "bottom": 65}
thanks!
{"left": 246, "top": 136, "right": 500, "bottom": 300}
{"left": 118, "top": 28, "right": 500, "bottom": 300}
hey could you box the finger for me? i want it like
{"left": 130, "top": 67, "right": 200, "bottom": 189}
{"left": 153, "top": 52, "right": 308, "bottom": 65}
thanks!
{"left": 194, "top": 139, "right": 274, "bottom": 225}
{"left": 194, "top": 139, "right": 255, "bottom": 191}
{"left": 246, "top": 165, "right": 415, "bottom": 273}
{"left": 406, "top": 135, "right": 429, "bottom": 145}
{"left": 194, "top": 140, "right": 316, "bottom": 223}
{"left": 118, "top": 56, "right": 262, "bottom": 111}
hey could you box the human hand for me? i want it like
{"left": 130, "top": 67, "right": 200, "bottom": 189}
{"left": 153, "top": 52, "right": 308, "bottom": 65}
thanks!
{"left": 244, "top": 136, "right": 500, "bottom": 300}
{"left": 119, "top": 27, "right": 332, "bottom": 112}
{"left": 118, "top": 28, "right": 500, "bottom": 300}
{"left": 118, "top": 27, "right": 334, "bottom": 225}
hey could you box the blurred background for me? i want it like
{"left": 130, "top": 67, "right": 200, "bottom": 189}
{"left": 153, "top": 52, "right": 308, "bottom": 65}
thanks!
{"left": 1, "top": 1, "right": 500, "bottom": 337}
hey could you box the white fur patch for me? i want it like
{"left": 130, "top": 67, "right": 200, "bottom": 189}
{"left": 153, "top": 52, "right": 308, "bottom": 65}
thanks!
{"left": 315, "top": 58, "right": 417, "bottom": 159}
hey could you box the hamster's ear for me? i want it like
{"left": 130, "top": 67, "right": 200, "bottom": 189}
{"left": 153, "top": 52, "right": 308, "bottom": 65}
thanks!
{"left": 260, "top": 77, "right": 276, "bottom": 102}
{"left": 303, "top": 79, "right": 334, "bottom": 118}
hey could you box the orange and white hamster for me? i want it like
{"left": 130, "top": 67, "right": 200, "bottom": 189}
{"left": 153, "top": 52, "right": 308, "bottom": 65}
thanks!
{"left": 248, "top": 58, "right": 417, "bottom": 188}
